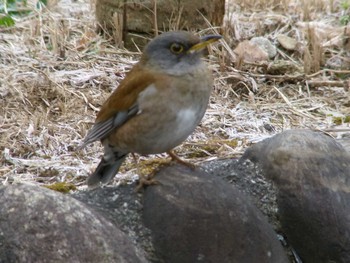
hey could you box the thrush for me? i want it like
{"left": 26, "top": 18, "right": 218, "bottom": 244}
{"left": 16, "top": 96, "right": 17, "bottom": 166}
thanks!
{"left": 80, "top": 30, "right": 222, "bottom": 187}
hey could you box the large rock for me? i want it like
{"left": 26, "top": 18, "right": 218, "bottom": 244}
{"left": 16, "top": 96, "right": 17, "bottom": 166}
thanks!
{"left": 142, "top": 165, "right": 288, "bottom": 263}
{"left": 242, "top": 129, "right": 350, "bottom": 263}
{"left": 0, "top": 184, "right": 147, "bottom": 263}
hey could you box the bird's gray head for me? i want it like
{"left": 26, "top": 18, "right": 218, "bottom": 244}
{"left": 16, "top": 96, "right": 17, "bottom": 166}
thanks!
{"left": 141, "top": 31, "right": 221, "bottom": 75}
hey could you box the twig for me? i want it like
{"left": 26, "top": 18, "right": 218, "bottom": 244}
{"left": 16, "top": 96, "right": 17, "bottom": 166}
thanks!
{"left": 306, "top": 80, "right": 347, "bottom": 88}
{"left": 153, "top": 0, "right": 158, "bottom": 36}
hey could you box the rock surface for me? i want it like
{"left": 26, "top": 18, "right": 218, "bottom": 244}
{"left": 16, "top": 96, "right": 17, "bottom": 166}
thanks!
{"left": 250, "top": 37, "right": 277, "bottom": 58}
{"left": 0, "top": 184, "right": 147, "bottom": 263}
{"left": 277, "top": 35, "right": 298, "bottom": 51}
{"left": 142, "top": 165, "right": 288, "bottom": 263}
{"left": 3, "top": 129, "right": 349, "bottom": 262}
{"left": 73, "top": 184, "right": 159, "bottom": 262}
{"left": 242, "top": 129, "right": 350, "bottom": 263}
{"left": 234, "top": 40, "right": 269, "bottom": 62}
{"left": 202, "top": 158, "right": 280, "bottom": 230}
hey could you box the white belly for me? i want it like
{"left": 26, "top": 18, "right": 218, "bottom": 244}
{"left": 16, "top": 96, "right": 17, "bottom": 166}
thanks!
{"left": 173, "top": 107, "right": 199, "bottom": 142}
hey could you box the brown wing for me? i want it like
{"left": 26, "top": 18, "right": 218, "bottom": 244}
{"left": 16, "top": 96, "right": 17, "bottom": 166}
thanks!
{"left": 96, "top": 64, "right": 158, "bottom": 122}
{"left": 79, "top": 64, "right": 160, "bottom": 148}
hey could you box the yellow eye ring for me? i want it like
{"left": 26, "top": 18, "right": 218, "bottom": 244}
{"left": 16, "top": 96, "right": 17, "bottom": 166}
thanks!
{"left": 170, "top": 43, "right": 184, "bottom": 54}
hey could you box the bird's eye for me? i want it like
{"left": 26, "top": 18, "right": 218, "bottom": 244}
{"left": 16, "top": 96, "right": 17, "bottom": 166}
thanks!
{"left": 170, "top": 43, "right": 184, "bottom": 54}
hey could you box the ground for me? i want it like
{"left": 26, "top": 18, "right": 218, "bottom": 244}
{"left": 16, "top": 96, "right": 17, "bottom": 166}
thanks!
{"left": 0, "top": 0, "right": 349, "bottom": 189}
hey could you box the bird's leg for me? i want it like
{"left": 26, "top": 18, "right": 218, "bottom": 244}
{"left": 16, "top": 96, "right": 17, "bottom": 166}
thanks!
{"left": 135, "top": 151, "right": 195, "bottom": 192}
{"left": 134, "top": 153, "right": 160, "bottom": 192}
{"left": 167, "top": 150, "right": 196, "bottom": 169}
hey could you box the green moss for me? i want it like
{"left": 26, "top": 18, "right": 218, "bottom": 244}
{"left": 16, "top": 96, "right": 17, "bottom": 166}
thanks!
{"left": 333, "top": 116, "right": 343, "bottom": 125}
{"left": 333, "top": 116, "right": 350, "bottom": 125}
{"left": 137, "top": 158, "right": 170, "bottom": 175}
{"left": 222, "top": 139, "right": 239, "bottom": 148}
{"left": 44, "top": 182, "right": 77, "bottom": 193}
{"left": 187, "top": 151, "right": 210, "bottom": 158}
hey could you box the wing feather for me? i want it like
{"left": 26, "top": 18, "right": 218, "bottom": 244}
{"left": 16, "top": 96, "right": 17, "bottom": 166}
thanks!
{"left": 79, "top": 104, "right": 138, "bottom": 149}
{"left": 79, "top": 63, "right": 165, "bottom": 149}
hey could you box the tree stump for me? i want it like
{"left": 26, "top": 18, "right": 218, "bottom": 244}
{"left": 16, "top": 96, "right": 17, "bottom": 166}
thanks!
{"left": 95, "top": 0, "right": 225, "bottom": 49}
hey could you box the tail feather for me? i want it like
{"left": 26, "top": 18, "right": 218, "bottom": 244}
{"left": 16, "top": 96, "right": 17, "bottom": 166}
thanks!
{"left": 87, "top": 154, "right": 127, "bottom": 187}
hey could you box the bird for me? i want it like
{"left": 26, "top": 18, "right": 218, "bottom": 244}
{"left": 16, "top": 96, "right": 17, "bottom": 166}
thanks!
{"left": 80, "top": 30, "right": 222, "bottom": 187}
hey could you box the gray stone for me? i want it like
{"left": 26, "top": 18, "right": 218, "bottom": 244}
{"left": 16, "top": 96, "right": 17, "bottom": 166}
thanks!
{"left": 0, "top": 184, "right": 147, "bottom": 263}
{"left": 73, "top": 185, "right": 159, "bottom": 262}
{"left": 250, "top": 37, "right": 277, "bottom": 58}
{"left": 202, "top": 158, "right": 280, "bottom": 230}
{"left": 337, "top": 133, "right": 350, "bottom": 153}
{"left": 242, "top": 129, "right": 350, "bottom": 263}
{"left": 142, "top": 165, "right": 289, "bottom": 263}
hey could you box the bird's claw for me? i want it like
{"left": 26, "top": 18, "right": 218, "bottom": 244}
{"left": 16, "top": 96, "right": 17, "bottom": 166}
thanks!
{"left": 135, "top": 174, "right": 160, "bottom": 192}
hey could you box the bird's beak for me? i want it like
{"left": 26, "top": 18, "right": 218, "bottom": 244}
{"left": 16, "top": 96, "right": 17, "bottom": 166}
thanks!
{"left": 188, "top": 35, "right": 222, "bottom": 53}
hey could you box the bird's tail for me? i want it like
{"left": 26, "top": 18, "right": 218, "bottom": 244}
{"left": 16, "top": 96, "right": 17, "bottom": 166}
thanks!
{"left": 87, "top": 153, "right": 128, "bottom": 187}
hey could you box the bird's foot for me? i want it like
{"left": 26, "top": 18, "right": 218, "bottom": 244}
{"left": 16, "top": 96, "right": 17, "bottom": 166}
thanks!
{"left": 167, "top": 150, "right": 196, "bottom": 170}
{"left": 135, "top": 172, "right": 160, "bottom": 192}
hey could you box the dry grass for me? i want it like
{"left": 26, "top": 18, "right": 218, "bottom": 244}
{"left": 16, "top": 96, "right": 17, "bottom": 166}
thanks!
{"left": 1, "top": 0, "right": 349, "bottom": 189}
